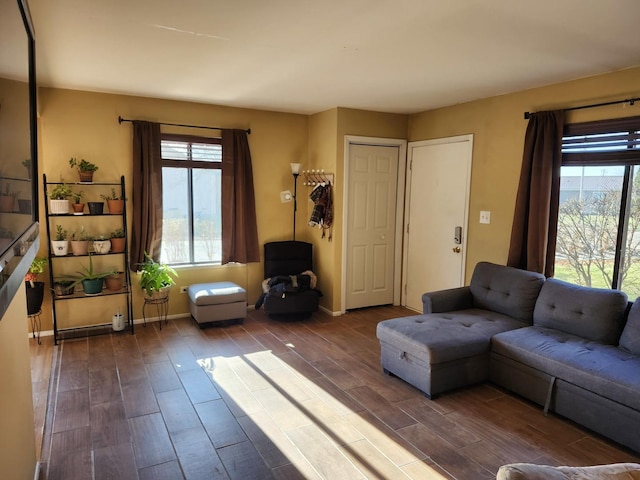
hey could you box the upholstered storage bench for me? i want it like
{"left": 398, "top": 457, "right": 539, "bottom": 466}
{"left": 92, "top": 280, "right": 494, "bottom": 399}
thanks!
{"left": 376, "top": 262, "right": 545, "bottom": 398}
{"left": 188, "top": 282, "right": 247, "bottom": 327}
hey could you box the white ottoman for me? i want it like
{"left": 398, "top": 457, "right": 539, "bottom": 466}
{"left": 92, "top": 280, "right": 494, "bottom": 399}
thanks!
{"left": 188, "top": 282, "right": 247, "bottom": 327}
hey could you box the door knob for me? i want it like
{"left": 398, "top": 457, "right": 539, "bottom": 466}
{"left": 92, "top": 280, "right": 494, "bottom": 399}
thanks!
{"left": 452, "top": 246, "right": 461, "bottom": 253}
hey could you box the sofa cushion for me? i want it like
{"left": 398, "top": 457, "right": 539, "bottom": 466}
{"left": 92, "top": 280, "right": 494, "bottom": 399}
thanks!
{"left": 470, "top": 262, "right": 545, "bottom": 323}
{"left": 533, "top": 278, "right": 628, "bottom": 344}
{"left": 620, "top": 299, "right": 640, "bottom": 355}
{"left": 377, "top": 310, "right": 528, "bottom": 365}
{"left": 492, "top": 326, "right": 640, "bottom": 411}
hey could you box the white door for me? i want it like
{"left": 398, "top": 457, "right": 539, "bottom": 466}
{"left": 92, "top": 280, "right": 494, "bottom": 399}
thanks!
{"left": 346, "top": 144, "right": 400, "bottom": 310}
{"left": 403, "top": 135, "right": 473, "bottom": 312}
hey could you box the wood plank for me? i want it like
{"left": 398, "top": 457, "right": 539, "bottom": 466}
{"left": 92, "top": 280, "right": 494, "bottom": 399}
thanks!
{"left": 90, "top": 400, "right": 131, "bottom": 449}
{"left": 178, "top": 367, "right": 221, "bottom": 404}
{"left": 216, "top": 440, "right": 274, "bottom": 480}
{"left": 52, "top": 387, "right": 90, "bottom": 433}
{"left": 122, "top": 380, "right": 160, "bottom": 418}
{"left": 89, "top": 366, "right": 121, "bottom": 405}
{"left": 346, "top": 385, "right": 417, "bottom": 430}
{"left": 138, "top": 460, "right": 185, "bottom": 480}
{"left": 195, "top": 399, "right": 248, "bottom": 448}
{"left": 338, "top": 438, "right": 413, "bottom": 479}
{"left": 94, "top": 442, "right": 138, "bottom": 480}
{"left": 157, "top": 388, "right": 201, "bottom": 434}
{"left": 146, "top": 360, "right": 182, "bottom": 393}
{"left": 47, "top": 427, "right": 92, "bottom": 480}
{"left": 129, "top": 413, "right": 176, "bottom": 468}
{"left": 171, "top": 426, "right": 229, "bottom": 480}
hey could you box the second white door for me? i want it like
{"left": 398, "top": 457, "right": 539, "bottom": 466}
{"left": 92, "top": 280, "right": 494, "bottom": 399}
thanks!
{"left": 346, "top": 144, "right": 400, "bottom": 310}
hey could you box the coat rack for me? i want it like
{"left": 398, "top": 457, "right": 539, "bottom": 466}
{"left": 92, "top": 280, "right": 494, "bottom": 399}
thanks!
{"left": 302, "top": 169, "right": 334, "bottom": 186}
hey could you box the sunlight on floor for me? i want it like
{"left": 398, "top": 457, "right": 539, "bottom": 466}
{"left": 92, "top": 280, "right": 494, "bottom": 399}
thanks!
{"left": 198, "top": 348, "right": 448, "bottom": 479}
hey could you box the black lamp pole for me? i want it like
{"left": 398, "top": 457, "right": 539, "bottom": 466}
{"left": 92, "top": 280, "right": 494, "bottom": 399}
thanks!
{"left": 292, "top": 172, "right": 299, "bottom": 240}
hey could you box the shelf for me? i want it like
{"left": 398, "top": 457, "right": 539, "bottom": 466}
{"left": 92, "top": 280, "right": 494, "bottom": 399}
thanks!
{"left": 46, "top": 180, "right": 122, "bottom": 186}
{"left": 53, "top": 286, "right": 131, "bottom": 301}
{"left": 47, "top": 213, "right": 123, "bottom": 217}
{"left": 50, "top": 252, "right": 125, "bottom": 259}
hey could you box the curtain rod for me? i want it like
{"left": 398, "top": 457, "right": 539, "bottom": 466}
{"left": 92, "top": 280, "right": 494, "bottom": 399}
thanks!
{"left": 118, "top": 116, "right": 251, "bottom": 134}
{"left": 523, "top": 97, "right": 639, "bottom": 120}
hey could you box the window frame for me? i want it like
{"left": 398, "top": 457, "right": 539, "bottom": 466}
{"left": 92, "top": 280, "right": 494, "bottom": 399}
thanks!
{"left": 559, "top": 115, "right": 640, "bottom": 290}
{"left": 160, "top": 133, "right": 223, "bottom": 266}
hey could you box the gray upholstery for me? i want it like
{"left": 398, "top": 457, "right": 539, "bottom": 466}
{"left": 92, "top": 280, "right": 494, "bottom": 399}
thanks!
{"left": 533, "top": 278, "right": 627, "bottom": 344}
{"left": 620, "top": 299, "right": 640, "bottom": 355}
{"left": 492, "top": 326, "right": 640, "bottom": 411}
{"left": 496, "top": 462, "right": 640, "bottom": 480}
{"left": 469, "top": 261, "right": 545, "bottom": 322}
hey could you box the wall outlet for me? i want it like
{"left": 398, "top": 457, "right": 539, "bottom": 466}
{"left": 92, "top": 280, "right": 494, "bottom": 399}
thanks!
{"left": 479, "top": 211, "right": 491, "bottom": 224}
{"left": 180, "top": 286, "right": 188, "bottom": 294}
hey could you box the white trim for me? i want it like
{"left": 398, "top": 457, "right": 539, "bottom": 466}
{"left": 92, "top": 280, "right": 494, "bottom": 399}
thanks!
{"left": 403, "top": 134, "right": 473, "bottom": 305}
{"left": 342, "top": 135, "right": 408, "bottom": 314}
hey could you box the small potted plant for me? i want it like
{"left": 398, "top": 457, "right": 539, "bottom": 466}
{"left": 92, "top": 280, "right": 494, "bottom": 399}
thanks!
{"left": 71, "top": 190, "right": 85, "bottom": 214}
{"left": 105, "top": 271, "right": 125, "bottom": 291}
{"left": 63, "top": 253, "right": 116, "bottom": 295}
{"left": 69, "top": 157, "right": 98, "bottom": 182}
{"left": 138, "top": 253, "right": 177, "bottom": 300}
{"left": 101, "top": 188, "right": 124, "bottom": 214}
{"left": 51, "top": 225, "right": 69, "bottom": 256}
{"left": 87, "top": 199, "right": 104, "bottom": 215}
{"left": 109, "top": 228, "right": 126, "bottom": 253}
{"left": 70, "top": 226, "right": 91, "bottom": 256}
{"left": 53, "top": 279, "right": 75, "bottom": 297}
{"left": 92, "top": 234, "right": 111, "bottom": 254}
{"left": 47, "top": 183, "right": 72, "bottom": 214}
{"left": 22, "top": 158, "right": 32, "bottom": 179}
{"left": 25, "top": 256, "right": 47, "bottom": 315}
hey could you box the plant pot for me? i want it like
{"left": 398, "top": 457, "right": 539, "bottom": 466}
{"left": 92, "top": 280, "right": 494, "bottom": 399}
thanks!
{"left": 18, "top": 199, "right": 31, "bottom": 214}
{"left": 70, "top": 240, "right": 90, "bottom": 256}
{"left": 49, "top": 199, "right": 70, "bottom": 214}
{"left": 106, "top": 199, "right": 124, "bottom": 215}
{"left": 144, "top": 285, "right": 170, "bottom": 301}
{"left": 0, "top": 195, "right": 14, "bottom": 212}
{"left": 82, "top": 278, "right": 104, "bottom": 295}
{"left": 72, "top": 203, "right": 85, "bottom": 214}
{"left": 78, "top": 171, "right": 94, "bottom": 182}
{"left": 87, "top": 202, "right": 104, "bottom": 215}
{"left": 105, "top": 272, "right": 124, "bottom": 291}
{"left": 54, "top": 281, "right": 75, "bottom": 296}
{"left": 25, "top": 281, "right": 45, "bottom": 315}
{"left": 51, "top": 240, "right": 69, "bottom": 256}
{"left": 110, "top": 237, "right": 126, "bottom": 253}
{"left": 93, "top": 239, "right": 111, "bottom": 254}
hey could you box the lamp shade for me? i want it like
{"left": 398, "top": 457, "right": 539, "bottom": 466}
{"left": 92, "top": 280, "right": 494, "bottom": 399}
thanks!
{"left": 290, "top": 163, "right": 301, "bottom": 175}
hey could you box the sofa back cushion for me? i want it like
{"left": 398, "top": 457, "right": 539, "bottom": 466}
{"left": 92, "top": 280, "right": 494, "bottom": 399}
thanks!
{"left": 470, "top": 262, "right": 545, "bottom": 322}
{"left": 533, "top": 278, "right": 628, "bottom": 344}
{"left": 619, "top": 299, "right": 640, "bottom": 355}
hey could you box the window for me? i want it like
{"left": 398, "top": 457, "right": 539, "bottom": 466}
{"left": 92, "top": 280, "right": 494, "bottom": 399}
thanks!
{"left": 554, "top": 116, "right": 640, "bottom": 298}
{"left": 160, "top": 134, "right": 222, "bottom": 265}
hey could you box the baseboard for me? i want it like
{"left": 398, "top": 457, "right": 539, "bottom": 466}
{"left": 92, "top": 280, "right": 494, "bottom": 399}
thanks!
{"left": 319, "top": 305, "right": 342, "bottom": 316}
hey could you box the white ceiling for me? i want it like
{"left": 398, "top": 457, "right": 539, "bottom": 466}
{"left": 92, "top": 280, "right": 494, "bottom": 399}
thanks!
{"left": 26, "top": 0, "right": 640, "bottom": 115}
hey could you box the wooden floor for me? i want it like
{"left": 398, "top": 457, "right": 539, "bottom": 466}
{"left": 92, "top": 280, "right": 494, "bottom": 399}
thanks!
{"left": 32, "top": 306, "right": 639, "bottom": 480}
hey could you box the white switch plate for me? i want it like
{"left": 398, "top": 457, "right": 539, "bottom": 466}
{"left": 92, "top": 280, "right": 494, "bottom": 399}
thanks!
{"left": 479, "top": 211, "right": 491, "bottom": 224}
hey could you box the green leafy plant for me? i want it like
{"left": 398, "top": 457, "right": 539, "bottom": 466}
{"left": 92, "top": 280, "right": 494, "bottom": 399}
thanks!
{"left": 25, "top": 256, "right": 47, "bottom": 285}
{"left": 71, "top": 226, "right": 91, "bottom": 241}
{"left": 62, "top": 253, "right": 117, "bottom": 288}
{"left": 110, "top": 228, "right": 125, "bottom": 238}
{"left": 48, "top": 183, "right": 72, "bottom": 200}
{"left": 94, "top": 234, "right": 109, "bottom": 241}
{"left": 138, "top": 253, "right": 177, "bottom": 296}
{"left": 54, "top": 225, "right": 67, "bottom": 241}
{"left": 100, "top": 188, "right": 122, "bottom": 201}
{"left": 69, "top": 157, "right": 98, "bottom": 173}
{"left": 71, "top": 190, "right": 84, "bottom": 204}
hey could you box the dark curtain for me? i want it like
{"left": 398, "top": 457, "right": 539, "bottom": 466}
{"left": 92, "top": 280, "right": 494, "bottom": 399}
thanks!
{"left": 507, "top": 110, "right": 564, "bottom": 277}
{"left": 131, "top": 121, "right": 162, "bottom": 268}
{"left": 221, "top": 129, "right": 260, "bottom": 264}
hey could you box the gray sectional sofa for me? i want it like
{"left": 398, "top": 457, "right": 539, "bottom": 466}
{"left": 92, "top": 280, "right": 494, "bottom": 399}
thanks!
{"left": 376, "top": 261, "right": 640, "bottom": 452}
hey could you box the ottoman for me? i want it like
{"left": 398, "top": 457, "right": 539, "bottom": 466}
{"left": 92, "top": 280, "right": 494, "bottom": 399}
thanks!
{"left": 188, "top": 282, "right": 247, "bottom": 327}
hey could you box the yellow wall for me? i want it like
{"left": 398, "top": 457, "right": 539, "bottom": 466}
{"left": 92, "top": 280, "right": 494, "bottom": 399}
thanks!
{"left": 36, "top": 88, "right": 308, "bottom": 331}
{"left": 409, "top": 66, "right": 640, "bottom": 283}
{"left": 0, "top": 284, "right": 37, "bottom": 480}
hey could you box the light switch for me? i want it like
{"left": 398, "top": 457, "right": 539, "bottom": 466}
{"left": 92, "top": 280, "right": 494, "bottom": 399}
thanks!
{"left": 479, "top": 211, "right": 491, "bottom": 224}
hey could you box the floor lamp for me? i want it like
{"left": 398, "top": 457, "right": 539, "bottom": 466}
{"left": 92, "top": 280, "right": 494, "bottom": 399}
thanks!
{"left": 291, "top": 163, "right": 301, "bottom": 240}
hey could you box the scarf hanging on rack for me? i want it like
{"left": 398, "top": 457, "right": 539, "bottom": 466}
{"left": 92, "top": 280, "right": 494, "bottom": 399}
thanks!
{"left": 308, "top": 183, "right": 333, "bottom": 241}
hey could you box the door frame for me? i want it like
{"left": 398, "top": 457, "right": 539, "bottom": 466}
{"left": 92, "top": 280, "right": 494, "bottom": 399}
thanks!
{"left": 342, "top": 136, "right": 407, "bottom": 314}
{"left": 402, "top": 134, "right": 473, "bottom": 307}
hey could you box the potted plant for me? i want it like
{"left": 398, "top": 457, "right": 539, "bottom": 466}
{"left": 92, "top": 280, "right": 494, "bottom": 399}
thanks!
{"left": 93, "top": 234, "right": 111, "bottom": 254}
{"left": 138, "top": 253, "right": 177, "bottom": 299}
{"left": 109, "top": 228, "right": 126, "bottom": 253}
{"left": 47, "top": 183, "right": 72, "bottom": 214}
{"left": 70, "top": 226, "right": 91, "bottom": 255}
{"left": 22, "top": 158, "right": 32, "bottom": 179}
{"left": 63, "top": 253, "right": 116, "bottom": 295}
{"left": 105, "top": 271, "right": 125, "bottom": 291}
{"left": 71, "top": 190, "right": 85, "bottom": 214}
{"left": 69, "top": 157, "right": 98, "bottom": 182}
{"left": 53, "top": 279, "right": 75, "bottom": 297}
{"left": 25, "top": 256, "right": 47, "bottom": 315}
{"left": 101, "top": 188, "right": 124, "bottom": 214}
{"left": 51, "top": 225, "right": 69, "bottom": 256}
{"left": 87, "top": 200, "right": 104, "bottom": 215}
